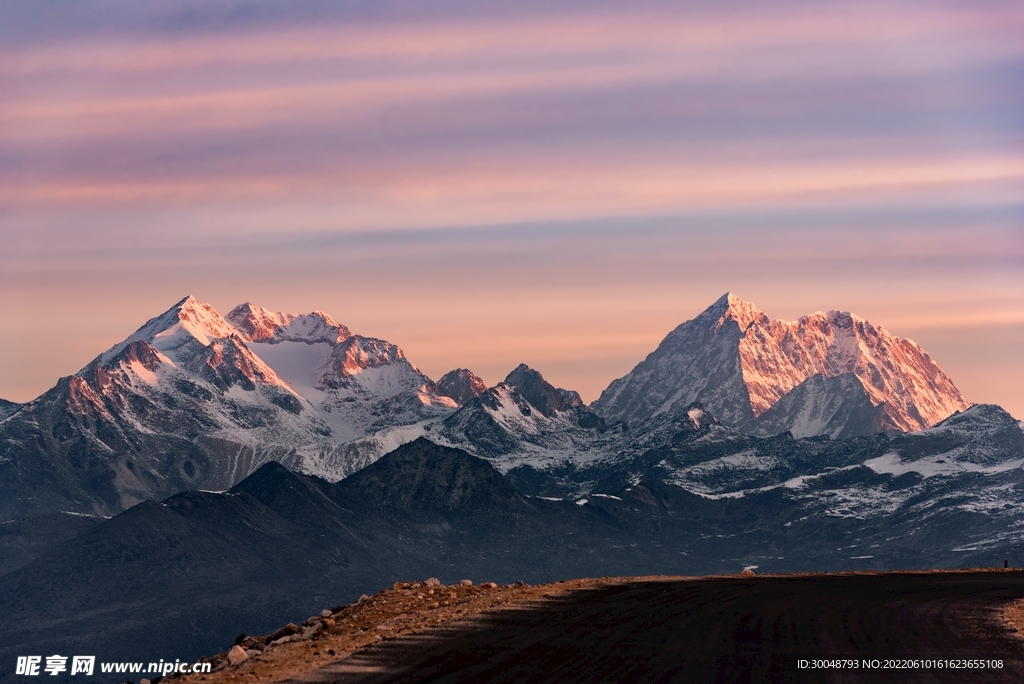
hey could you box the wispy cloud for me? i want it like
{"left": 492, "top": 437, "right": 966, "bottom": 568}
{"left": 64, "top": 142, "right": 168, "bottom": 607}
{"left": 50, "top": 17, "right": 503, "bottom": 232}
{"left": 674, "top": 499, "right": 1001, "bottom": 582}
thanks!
{"left": 0, "top": 0, "right": 1021, "bottom": 413}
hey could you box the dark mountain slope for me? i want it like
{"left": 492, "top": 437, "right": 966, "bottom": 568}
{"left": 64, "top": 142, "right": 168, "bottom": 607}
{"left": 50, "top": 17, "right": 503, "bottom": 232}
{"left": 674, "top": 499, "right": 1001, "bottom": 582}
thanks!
{"left": 0, "top": 512, "right": 103, "bottom": 576}
{"left": 2, "top": 425, "right": 1022, "bottom": 677}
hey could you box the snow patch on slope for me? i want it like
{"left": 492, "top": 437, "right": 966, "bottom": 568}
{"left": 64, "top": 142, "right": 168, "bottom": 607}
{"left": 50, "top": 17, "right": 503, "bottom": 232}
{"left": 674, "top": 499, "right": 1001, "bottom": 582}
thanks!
{"left": 247, "top": 341, "right": 334, "bottom": 404}
{"left": 864, "top": 452, "right": 1024, "bottom": 478}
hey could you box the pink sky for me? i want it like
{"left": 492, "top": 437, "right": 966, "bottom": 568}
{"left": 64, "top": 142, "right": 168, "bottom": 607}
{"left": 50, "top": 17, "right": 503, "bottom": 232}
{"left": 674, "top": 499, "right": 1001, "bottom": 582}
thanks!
{"left": 0, "top": 0, "right": 1021, "bottom": 417}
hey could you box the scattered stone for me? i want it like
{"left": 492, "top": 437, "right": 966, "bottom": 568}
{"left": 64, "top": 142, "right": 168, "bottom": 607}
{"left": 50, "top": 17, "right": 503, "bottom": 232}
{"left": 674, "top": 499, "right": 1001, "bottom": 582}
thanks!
{"left": 459, "top": 579, "right": 473, "bottom": 586}
{"left": 514, "top": 580, "right": 526, "bottom": 587}
{"left": 141, "top": 679, "right": 151, "bottom": 684}
{"left": 186, "top": 577, "right": 627, "bottom": 684}
{"left": 357, "top": 594, "right": 369, "bottom": 604}
{"left": 741, "top": 568, "right": 755, "bottom": 576}
{"left": 268, "top": 623, "right": 300, "bottom": 642}
{"left": 302, "top": 616, "right": 321, "bottom": 627}
{"left": 227, "top": 645, "right": 248, "bottom": 665}
{"left": 320, "top": 609, "right": 333, "bottom": 618}
{"left": 425, "top": 577, "right": 441, "bottom": 586}
{"left": 238, "top": 637, "right": 264, "bottom": 650}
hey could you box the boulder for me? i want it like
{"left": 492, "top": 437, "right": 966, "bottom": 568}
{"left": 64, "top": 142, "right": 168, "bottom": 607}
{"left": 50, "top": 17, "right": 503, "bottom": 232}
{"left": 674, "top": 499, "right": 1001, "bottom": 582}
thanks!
{"left": 227, "top": 645, "right": 248, "bottom": 665}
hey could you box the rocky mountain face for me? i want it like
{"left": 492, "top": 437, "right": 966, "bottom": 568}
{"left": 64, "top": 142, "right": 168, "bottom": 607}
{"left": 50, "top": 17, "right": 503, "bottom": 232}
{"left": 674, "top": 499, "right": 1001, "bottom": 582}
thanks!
{"left": 436, "top": 365, "right": 612, "bottom": 479}
{"left": 748, "top": 373, "right": 889, "bottom": 439}
{"left": 592, "top": 293, "right": 970, "bottom": 436}
{"left": 0, "top": 296, "right": 456, "bottom": 520}
{"left": 436, "top": 369, "right": 487, "bottom": 406}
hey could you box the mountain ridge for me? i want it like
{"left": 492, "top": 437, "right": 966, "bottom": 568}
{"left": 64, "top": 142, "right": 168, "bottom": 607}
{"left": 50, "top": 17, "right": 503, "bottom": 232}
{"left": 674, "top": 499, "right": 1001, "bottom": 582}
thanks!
{"left": 0, "top": 293, "right": 986, "bottom": 522}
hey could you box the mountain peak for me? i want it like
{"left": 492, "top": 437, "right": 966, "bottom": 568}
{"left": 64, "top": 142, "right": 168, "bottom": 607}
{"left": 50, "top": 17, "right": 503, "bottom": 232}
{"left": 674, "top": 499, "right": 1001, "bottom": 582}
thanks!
{"left": 172, "top": 296, "right": 237, "bottom": 341}
{"left": 707, "top": 292, "right": 766, "bottom": 332}
{"left": 225, "top": 303, "right": 351, "bottom": 345}
{"left": 90, "top": 296, "right": 238, "bottom": 368}
{"left": 503, "top": 364, "right": 583, "bottom": 417}
{"left": 436, "top": 369, "right": 487, "bottom": 406}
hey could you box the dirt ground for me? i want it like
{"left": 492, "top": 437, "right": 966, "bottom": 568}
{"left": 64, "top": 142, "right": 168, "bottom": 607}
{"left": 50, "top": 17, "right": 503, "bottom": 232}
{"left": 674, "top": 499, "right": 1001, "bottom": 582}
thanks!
{"left": 1004, "top": 599, "right": 1024, "bottom": 638}
{"left": 172, "top": 576, "right": 646, "bottom": 684}
{"left": 175, "top": 568, "right": 1023, "bottom": 684}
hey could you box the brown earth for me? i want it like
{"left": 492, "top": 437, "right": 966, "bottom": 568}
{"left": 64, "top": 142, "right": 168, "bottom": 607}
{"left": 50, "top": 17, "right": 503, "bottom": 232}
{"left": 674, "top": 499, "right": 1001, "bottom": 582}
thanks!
{"left": 176, "top": 568, "right": 1024, "bottom": 684}
{"left": 1004, "top": 599, "right": 1024, "bottom": 638}
{"left": 172, "top": 576, "right": 642, "bottom": 684}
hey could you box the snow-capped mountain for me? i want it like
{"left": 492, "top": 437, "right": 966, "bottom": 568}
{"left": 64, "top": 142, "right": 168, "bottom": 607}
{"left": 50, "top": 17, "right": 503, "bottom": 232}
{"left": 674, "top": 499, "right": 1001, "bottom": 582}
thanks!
{"left": 0, "top": 296, "right": 456, "bottom": 519}
{"left": 0, "top": 292, "right": 993, "bottom": 523}
{"left": 592, "top": 293, "right": 970, "bottom": 436}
